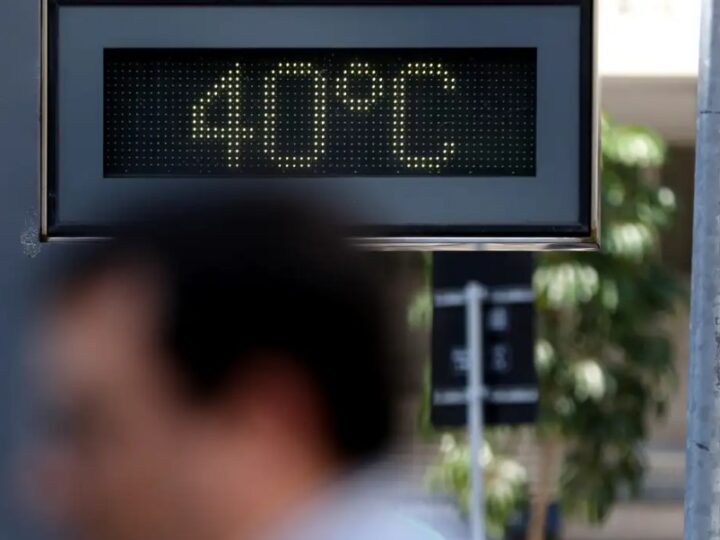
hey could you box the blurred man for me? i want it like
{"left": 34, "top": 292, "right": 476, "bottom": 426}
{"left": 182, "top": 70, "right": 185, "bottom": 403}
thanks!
{"left": 30, "top": 199, "right": 442, "bottom": 540}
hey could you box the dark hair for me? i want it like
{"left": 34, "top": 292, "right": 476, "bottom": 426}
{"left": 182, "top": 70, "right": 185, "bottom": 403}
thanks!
{"left": 55, "top": 197, "right": 396, "bottom": 465}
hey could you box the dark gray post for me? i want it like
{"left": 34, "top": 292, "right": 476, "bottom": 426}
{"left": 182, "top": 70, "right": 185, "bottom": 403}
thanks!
{"left": 686, "top": 1, "right": 720, "bottom": 537}
{"left": 0, "top": 2, "right": 79, "bottom": 538}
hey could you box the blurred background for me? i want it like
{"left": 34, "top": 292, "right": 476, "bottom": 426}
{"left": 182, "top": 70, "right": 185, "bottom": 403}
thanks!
{"left": 0, "top": 2, "right": 702, "bottom": 539}
{"left": 381, "top": 1, "right": 700, "bottom": 538}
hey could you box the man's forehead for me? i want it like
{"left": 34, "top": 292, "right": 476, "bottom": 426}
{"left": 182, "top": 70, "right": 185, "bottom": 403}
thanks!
{"left": 54, "top": 266, "right": 161, "bottom": 330}
{"left": 42, "top": 269, "right": 164, "bottom": 384}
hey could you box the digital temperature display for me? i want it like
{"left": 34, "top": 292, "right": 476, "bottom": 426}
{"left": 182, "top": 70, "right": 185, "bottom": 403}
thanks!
{"left": 104, "top": 49, "right": 536, "bottom": 177}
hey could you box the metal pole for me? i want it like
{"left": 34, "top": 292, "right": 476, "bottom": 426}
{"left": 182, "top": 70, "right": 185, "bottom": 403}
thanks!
{"left": 466, "top": 282, "right": 485, "bottom": 540}
{"left": 686, "top": 1, "right": 720, "bottom": 537}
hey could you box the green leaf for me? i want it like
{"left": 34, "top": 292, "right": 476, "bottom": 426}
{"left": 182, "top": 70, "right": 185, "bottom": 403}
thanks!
{"left": 534, "top": 262, "right": 600, "bottom": 308}
{"left": 602, "top": 123, "right": 666, "bottom": 168}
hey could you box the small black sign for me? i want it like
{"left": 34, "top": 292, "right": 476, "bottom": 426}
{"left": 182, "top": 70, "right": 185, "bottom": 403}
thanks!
{"left": 431, "top": 252, "right": 538, "bottom": 427}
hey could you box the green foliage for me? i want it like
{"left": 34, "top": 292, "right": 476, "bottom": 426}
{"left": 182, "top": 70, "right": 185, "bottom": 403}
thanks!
{"left": 534, "top": 115, "right": 684, "bottom": 522}
{"left": 408, "top": 287, "right": 433, "bottom": 331}
{"left": 420, "top": 116, "right": 685, "bottom": 531}
{"left": 425, "top": 435, "right": 528, "bottom": 539}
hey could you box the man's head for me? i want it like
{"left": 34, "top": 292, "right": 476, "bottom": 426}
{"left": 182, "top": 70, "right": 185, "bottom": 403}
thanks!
{"left": 32, "top": 198, "right": 396, "bottom": 540}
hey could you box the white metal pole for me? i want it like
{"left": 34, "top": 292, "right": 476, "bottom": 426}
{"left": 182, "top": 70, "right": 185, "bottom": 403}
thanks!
{"left": 466, "top": 282, "right": 485, "bottom": 540}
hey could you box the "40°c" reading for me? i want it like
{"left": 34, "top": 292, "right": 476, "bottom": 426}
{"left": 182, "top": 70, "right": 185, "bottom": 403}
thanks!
{"left": 191, "top": 61, "right": 457, "bottom": 172}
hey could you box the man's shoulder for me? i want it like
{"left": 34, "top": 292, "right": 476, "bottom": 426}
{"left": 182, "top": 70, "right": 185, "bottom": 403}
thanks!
{"left": 332, "top": 506, "right": 447, "bottom": 540}
{"left": 383, "top": 513, "right": 448, "bottom": 540}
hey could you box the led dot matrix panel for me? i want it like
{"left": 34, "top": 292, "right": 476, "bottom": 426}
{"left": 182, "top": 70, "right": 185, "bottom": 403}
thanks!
{"left": 105, "top": 49, "right": 536, "bottom": 177}
{"left": 45, "top": 0, "right": 597, "bottom": 247}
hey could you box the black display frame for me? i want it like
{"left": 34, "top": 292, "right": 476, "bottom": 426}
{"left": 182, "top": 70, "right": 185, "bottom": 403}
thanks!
{"left": 42, "top": 0, "right": 598, "bottom": 249}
